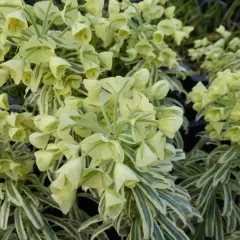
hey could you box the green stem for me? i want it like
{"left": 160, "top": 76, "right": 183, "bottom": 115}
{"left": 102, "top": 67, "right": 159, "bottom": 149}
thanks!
{"left": 59, "top": 27, "right": 70, "bottom": 37}
{"left": 113, "top": 94, "right": 119, "bottom": 133}
{"left": 23, "top": 8, "right": 41, "bottom": 37}
{"left": 101, "top": 106, "right": 112, "bottom": 133}
{"left": 10, "top": 36, "right": 29, "bottom": 41}
{"left": 65, "top": 5, "right": 83, "bottom": 13}
{"left": 42, "top": 0, "right": 54, "bottom": 34}
{"left": 45, "top": 14, "right": 59, "bottom": 34}
{"left": 1, "top": 84, "right": 16, "bottom": 91}
{"left": 75, "top": 88, "right": 88, "bottom": 96}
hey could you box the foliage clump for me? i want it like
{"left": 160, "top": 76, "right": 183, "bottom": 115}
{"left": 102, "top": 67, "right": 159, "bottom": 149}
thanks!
{"left": 0, "top": 0, "right": 200, "bottom": 239}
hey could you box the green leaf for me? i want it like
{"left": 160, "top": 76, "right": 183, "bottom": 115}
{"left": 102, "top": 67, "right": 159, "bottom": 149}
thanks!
{"left": 218, "top": 146, "right": 237, "bottom": 163}
{"left": 90, "top": 220, "right": 112, "bottom": 240}
{"left": 158, "top": 191, "right": 187, "bottom": 225}
{"left": 1, "top": 226, "right": 15, "bottom": 240}
{"left": 205, "top": 198, "right": 215, "bottom": 237}
{"left": 196, "top": 164, "right": 217, "bottom": 188}
{"left": 26, "top": 225, "right": 42, "bottom": 240}
{"left": 226, "top": 208, "right": 237, "bottom": 234}
{"left": 151, "top": 221, "right": 165, "bottom": 240}
{"left": 44, "top": 214, "right": 81, "bottom": 240}
{"left": 128, "top": 218, "right": 141, "bottom": 240}
{"left": 6, "top": 180, "right": 23, "bottom": 206}
{"left": 222, "top": 184, "right": 233, "bottom": 216}
{"left": 233, "top": 203, "right": 240, "bottom": 225}
{"left": 137, "top": 183, "right": 166, "bottom": 214}
{"left": 22, "top": 199, "right": 44, "bottom": 230}
{"left": 42, "top": 219, "right": 58, "bottom": 240}
{"left": 18, "top": 185, "right": 39, "bottom": 207}
{"left": 132, "top": 187, "right": 154, "bottom": 239}
{"left": 35, "top": 194, "right": 60, "bottom": 210}
{"left": 215, "top": 206, "right": 224, "bottom": 240}
{"left": 213, "top": 162, "right": 232, "bottom": 187}
{"left": 14, "top": 208, "right": 28, "bottom": 240}
{"left": 158, "top": 215, "right": 189, "bottom": 240}
{"left": 78, "top": 214, "right": 103, "bottom": 232}
{"left": 0, "top": 198, "right": 10, "bottom": 230}
{"left": 196, "top": 179, "right": 213, "bottom": 210}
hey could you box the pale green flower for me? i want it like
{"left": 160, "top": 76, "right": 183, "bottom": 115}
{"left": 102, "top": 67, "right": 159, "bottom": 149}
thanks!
{"left": 118, "top": 25, "right": 130, "bottom": 38}
{"left": 204, "top": 107, "right": 225, "bottom": 122}
{"left": 0, "top": 0, "right": 22, "bottom": 17}
{"left": 81, "top": 168, "right": 112, "bottom": 190}
{"left": 114, "top": 162, "right": 139, "bottom": 192}
{"left": 119, "top": 91, "right": 154, "bottom": 119}
{"left": 82, "top": 59, "right": 100, "bottom": 80}
{"left": 104, "top": 189, "right": 125, "bottom": 219}
{"left": 34, "top": 115, "right": 58, "bottom": 133}
{"left": 65, "top": 74, "right": 82, "bottom": 89}
{"left": 64, "top": 96, "right": 83, "bottom": 109}
{"left": 146, "top": 131, "right": 166, "bottom": 160}
{"left": 133, "top": 68, "right": 150, "bottom": 89}
{"left": 216, "top": 25, "right": 231, "bottom": 38}
{"left": 98, "top": 51, "right": 114, "bottom": 70}
{"left": 34, "top": 145, "right": 59, "bottom": 171}
{"left": 224, "top": 126, "right": 240, "bottom": 142}
{"left": 6, "top": 113, "right": 21, "bottom": 127}
{"left": 151, "top": 80, "right": 170, "bottom": 99}
{"left": 49, "top": 56, "right": 70, "bottom": 80}
{"left": 5, "top": 11, "right": 27, "bottom": 36}
{"left": 156, "top": 106, "right": 183, "bottom": 138}
{"left": 109, "top": 0, "right": 121, "bottom": 17}
{"left": 19, "top": 36, "right": 55, "bottom": 64}
{"left": 22, "top": 65, "right": 33, "bottom": 86}
{"left": 51, "top": 172, "right": 76, "bottom": 213}
{"left": 84, "top": 0, "right": 104, "bottom": 16}
{"left": 164, "top": 143, "right": 176, "bottom": 160}
{"left": 136, "top": 142, "right": 158, "bottom": 167}
{"left": 72, "top": 22, "right": 92, "bottom": 43}
{"left": 51, "top": 189, "right": 76, "bottom": 214}
{"left": 135, "top": 40, "right": 153, "bottom": 55}
{"left": 230, "top": 103, "right": 240, "bottom": 120}
{"left": 173, "top": 30, "right": 188, "bottom": 46}
{"left": 157, "top": 19, "right": 178, "bottom": 36}
{"left": 56, "top": 158, "right": 82, "bottom": 189}
{"left": 61, "top": 0, "right": 78, "bottom": 27}
{"left": 153, "top": 30, "right": 164, "bottom": 44}
{"left": 206, "top": 122, "right": 224, "bottom": 140}
{"left": 1, "top": 59, "right": 24, "bottom": 84}
{"left": 164, "top": 6, "right": 175, "bottom": 19}
{"left": 109, "top": 13, "right": 128, "bottom": 29}
{"left": 0, "top": 93, "right": 9, "bottom": 110}
{"left": 34, "top": 1, "right": 63, "bottom": 26}
{"left": 83, "top": 79, "right": 102, "bottom": 111}
{"left": 8, "top": 127, "right": 26, "bottom": 141}
{"left": 80, "top": 133, "right": 124, "bottom": 163}
{"left": 29, "top": 132, "right": 50, "bottom": 149}
{"left": 100, "top": 76, "right": 134, "bottom": 95}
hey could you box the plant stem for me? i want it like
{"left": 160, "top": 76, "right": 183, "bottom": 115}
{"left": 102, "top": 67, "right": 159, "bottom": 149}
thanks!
{"left": 42, "top": 0, "right": 54, "bottom": 35}
{"left": 23, "top": 8, "right": 41, "bottom": 37}
{"left": 101, "top": 106, "right": 112, "bottom": 133}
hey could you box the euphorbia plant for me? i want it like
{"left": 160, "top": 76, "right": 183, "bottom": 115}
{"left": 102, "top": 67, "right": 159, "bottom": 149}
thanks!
{"left": 182, "top": 26, "right": 240, "bottom": 239}
{"left": 0, "top": 0, "right": 199, "bottom": 239}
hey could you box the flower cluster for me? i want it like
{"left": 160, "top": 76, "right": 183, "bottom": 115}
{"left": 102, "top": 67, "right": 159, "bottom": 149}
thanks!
{"left": 188, "top": 26, "right": 240, "bottom": 143}
{"left": 189, "top": 25, "right": 240, "bottom": 75}
{"left": 0, "top": 0, "right": 196, "bottom": 239}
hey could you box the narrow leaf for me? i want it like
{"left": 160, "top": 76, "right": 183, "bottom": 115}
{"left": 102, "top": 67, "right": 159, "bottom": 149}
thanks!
{"left": 0, "top": 198, "right": 10, "bottom": 230}
{"left": 132, "top": 187, "right": 154, "bottom": 239}
{"left": 14, "top": 208, "right": 28, "bottom": 240}
{"left": 90, "top": 220, "right": 112, "bottom": 240}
